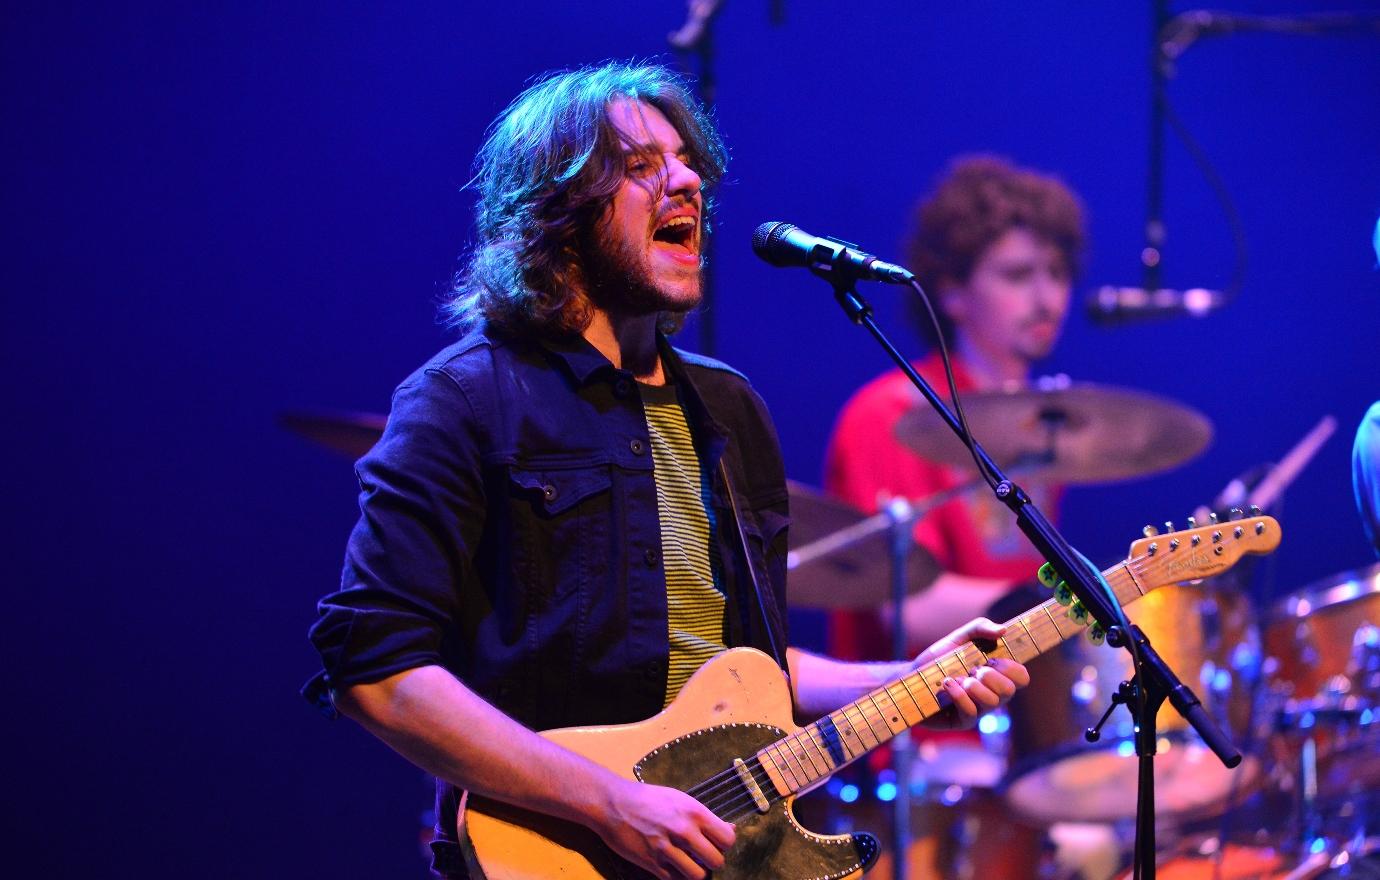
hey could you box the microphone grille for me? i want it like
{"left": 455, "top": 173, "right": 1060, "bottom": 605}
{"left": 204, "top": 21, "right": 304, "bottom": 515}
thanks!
{"left": 751, "top": 222, "right": 793, "bottom": 264}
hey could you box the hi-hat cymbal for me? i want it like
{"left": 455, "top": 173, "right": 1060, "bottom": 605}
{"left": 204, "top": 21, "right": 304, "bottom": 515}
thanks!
{"left": 279, "top": 409, "right": 386, "bottom": 459}
{"left": 893, "top": 381, "right": 1213, "bottom": 485}
{"left": 786, "top": 480, "right": 974, "bottom": 609}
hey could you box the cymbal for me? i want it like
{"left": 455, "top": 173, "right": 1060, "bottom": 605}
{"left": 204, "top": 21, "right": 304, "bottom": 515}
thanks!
{"left": 279, "top": 409, "right": 385, "bottom": 459}
{"left": 786, "top": 480, "right": 967, "bottom": 609}
{"left": 893, "top": 380, "right": 1213, "bottom": 485}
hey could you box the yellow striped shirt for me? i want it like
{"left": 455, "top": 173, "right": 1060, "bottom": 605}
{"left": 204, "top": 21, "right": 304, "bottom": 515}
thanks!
{"left": 639, "top": 382, "right": 727, "bottom": 705}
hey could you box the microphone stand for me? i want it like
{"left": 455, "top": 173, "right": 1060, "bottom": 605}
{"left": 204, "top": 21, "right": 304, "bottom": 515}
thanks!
{"left": 821, "top": 269, "right": 1243, "bottom": 880}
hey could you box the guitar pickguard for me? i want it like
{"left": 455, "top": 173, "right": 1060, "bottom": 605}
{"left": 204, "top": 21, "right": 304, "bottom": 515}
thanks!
{"left": 635, "top": 722, "right": 877, "bottom": 880}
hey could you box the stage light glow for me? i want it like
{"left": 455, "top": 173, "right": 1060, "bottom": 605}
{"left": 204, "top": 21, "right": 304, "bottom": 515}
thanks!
{"left": 839, "top": 784, "right": 860, "bottom": 803}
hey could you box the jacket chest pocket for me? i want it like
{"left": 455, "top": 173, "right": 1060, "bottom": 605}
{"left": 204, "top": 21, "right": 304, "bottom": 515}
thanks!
{"left": 504, "top": 464, "right": 614, "bottom": 605}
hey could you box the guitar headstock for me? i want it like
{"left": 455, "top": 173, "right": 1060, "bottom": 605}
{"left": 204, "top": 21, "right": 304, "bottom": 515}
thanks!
{"left": 1128, "top": 512, "right": 1281, "bottom": 582}
{"left": 1033, "top": 512, "right": 1283, "bottom": 645}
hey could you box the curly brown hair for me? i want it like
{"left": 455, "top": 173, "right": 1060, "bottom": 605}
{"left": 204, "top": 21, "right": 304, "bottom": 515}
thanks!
{"left": 445, "top": 62, "right": 726, "bottom": 338}
{"left": 905, "top": 155, "right": 1085, "bottom": 347}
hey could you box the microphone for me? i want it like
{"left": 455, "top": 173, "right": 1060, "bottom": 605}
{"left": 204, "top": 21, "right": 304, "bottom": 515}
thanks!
{"left": 752, "top": 222, "right": 914, "bottom": 284}
{"left": 1086, "top": 285, "right": 1228, "bottom": 325}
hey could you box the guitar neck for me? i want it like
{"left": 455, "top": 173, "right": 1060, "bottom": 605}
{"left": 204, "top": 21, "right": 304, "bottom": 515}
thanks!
{"left": 753, "top": 516, "right": 1278, "bottom": 796}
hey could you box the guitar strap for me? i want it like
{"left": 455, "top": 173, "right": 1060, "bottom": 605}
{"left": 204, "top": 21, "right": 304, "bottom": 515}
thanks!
{"left": 717, "top": 459, "right": 789, "bottom": 673}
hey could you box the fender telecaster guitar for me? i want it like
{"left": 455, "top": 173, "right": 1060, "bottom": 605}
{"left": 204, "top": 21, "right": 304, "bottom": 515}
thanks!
{"left": 460, "top": 516, "right": 1281, "bottom": 879}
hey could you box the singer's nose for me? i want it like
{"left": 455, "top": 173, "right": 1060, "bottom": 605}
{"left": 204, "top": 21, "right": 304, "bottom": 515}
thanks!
{"left": 664, "top": 152, "right": 701, "bottom": 200}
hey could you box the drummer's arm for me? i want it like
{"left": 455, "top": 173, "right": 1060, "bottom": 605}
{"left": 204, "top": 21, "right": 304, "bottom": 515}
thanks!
{"left": 896, "top": 573, "right": 1016, "bottom": 650}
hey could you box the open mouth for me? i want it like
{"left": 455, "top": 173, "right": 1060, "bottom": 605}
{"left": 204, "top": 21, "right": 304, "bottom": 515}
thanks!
{"left": 652, "top": 214, "right": 699, "bottom": 256}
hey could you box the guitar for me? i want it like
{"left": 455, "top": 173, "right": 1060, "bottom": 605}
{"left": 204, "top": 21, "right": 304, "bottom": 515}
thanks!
{"left": 459, "top": 516, "right": 1281, "bottom": 879}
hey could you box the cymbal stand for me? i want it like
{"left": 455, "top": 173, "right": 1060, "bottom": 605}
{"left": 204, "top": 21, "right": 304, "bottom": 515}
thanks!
{"left": 883, "top": 496, "right": 917, "bottom": 880}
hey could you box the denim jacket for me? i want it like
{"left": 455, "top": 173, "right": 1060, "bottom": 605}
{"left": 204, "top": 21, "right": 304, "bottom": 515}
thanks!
{"left": 303, "top": 325, "right": 791, "bottom": 871}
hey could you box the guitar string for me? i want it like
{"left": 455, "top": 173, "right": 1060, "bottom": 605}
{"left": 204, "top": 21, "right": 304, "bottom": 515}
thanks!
{"left": 681, "top": 544, "right": 1198, "bottom": 821}
{"left": 685, "top": 550, "right": 1164, "bottom": 819}
{"left": 703, "top": 544, "right": 1157, "bottom": 820}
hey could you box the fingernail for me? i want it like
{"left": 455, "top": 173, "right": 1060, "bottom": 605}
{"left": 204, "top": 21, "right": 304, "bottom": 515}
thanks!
{"left": 942, "top": 677, "right": 957, "bottom": 689}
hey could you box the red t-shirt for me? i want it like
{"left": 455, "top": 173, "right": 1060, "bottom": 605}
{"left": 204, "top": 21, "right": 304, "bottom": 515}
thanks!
{"left": 823, "top": 352, "right": 1058, "bottom": 660}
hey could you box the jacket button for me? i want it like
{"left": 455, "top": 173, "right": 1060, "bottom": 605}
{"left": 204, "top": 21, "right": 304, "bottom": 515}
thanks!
{"left": 644, "top": 548, "right": 659, "bottom": 567}
{"left": 542, "top": 483, "right": 557, "bottom": 501}
{"left": 614, "top": 378, "right": 633, "bottom": 398}
{"left": 629, "top": 438, "right": 644, "bottom": 455}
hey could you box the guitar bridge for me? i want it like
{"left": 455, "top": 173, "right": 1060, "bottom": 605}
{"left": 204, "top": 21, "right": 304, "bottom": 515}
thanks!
{"left": 734, "top": 757, "right": 770, "bottom": 813}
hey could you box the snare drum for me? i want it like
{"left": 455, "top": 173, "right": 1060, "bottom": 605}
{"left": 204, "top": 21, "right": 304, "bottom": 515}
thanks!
{"left": 1004, "top": 582, "right": 1262, "bottom": 825}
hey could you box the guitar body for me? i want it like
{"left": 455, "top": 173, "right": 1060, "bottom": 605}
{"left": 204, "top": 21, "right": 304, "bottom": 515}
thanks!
{"left": 459, "top": 647, "right": 878, "bottom": 880}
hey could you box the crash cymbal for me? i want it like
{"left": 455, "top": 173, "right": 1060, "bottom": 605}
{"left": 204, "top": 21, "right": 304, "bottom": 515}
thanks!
{"left": 786, "top": 480, "right": 980, "bottom": 608}
{"left": 279, "top": 409, "right": 386, "bottom": 459}
{"left": 786, "top": 480, "right": 895, "bottom": 608}
{"left": 893, "top": 380, "right": 1213, "bottom": 485}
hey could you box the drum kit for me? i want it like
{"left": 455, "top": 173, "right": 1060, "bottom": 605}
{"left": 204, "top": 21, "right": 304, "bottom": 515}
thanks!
{"left": 784, "top": 385, "right": 1377, "bottom": 879}
{"left": 282, "top": 382, "right": 1378, "bottom": 879}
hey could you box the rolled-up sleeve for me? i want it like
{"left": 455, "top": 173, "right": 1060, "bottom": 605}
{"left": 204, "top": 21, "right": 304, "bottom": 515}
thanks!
{"left": 304, "top": 367, "right": 486, "bottom": 714}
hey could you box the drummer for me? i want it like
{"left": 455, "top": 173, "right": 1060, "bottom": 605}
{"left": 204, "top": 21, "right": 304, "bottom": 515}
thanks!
{"left": 825, "top": 155, "right": 1085, "bottom": 649}
{"left": 823, "top": 155, "right": 1090, "bottom": 878}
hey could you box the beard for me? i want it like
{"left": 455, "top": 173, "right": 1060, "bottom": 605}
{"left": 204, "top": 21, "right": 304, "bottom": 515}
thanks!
{"left": 582, "top": 227, "right": 703, "bottom": 320}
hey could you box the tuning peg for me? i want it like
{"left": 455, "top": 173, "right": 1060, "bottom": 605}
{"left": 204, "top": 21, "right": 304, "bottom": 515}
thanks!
{"left": 1249, "top": 505, "right": 1262, "bottom": 517}
{"left": 1209, "top": 512, "right": 1219, "bottom": 524}
{"left": 1142, "top": 524, "right": 1159, "bottom": 537}
{"left": 1229, "top": 508, "right": 1244, "bottom": 521}
{"left": 1054, "top": 581, "right": 1074, "bottom": 606}
{"left": 1037, "top": 563, "right": 1058, "bottom": 589}
{"left": 1163, "top": 521, "right": 1175, "bottom": 533}
{"left": 1187, "top": 516, "right": 1198, "bottom": 528}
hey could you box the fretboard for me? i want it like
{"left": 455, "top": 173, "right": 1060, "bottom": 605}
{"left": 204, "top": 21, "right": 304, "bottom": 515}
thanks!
{"left": 753, "top": 523, "right": 1269, "bottom": 797}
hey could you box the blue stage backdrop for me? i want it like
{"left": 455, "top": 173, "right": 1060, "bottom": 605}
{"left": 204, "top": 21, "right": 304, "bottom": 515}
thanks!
{"left": 6, "top": 2, "right": 1378, "bottom": 877}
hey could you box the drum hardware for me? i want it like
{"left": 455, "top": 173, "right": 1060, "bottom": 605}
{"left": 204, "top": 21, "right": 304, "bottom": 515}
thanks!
{"left": 784, "top": 481, "right": 937, "bottom": 879}
{"left": 785, "top": 476, "right": 1007, "bottom": 608}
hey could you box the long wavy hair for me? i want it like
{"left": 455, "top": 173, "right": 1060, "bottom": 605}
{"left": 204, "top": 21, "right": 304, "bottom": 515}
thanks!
{"left": 445, "top": 62, "right": 727, "bottom": 337}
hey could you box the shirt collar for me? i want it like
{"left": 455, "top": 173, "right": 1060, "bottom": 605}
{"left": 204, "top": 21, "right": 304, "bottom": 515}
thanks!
{"left": 533, "top": 332, "right": 620, "bottom": 386}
